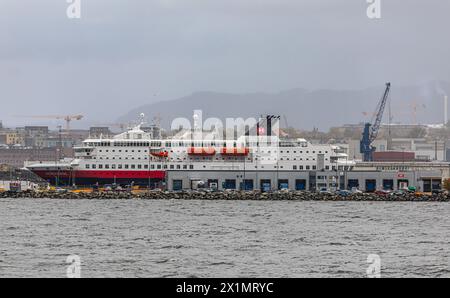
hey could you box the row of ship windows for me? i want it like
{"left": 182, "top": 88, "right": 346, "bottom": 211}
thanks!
{"left": 188, "top": 157, "right": 323, "bottom": 161}
{"left": 98, "top": 149, "right": 147, "bottom": 153}
{"left": 95, "top": 157, "right": 148, "bottom": 160}
{"left": 376, "top": 166, "right": 410, "bottom": 171}
{"left": 90, "top": 156, "right": 327, "bottom": 162}
{"left": 291, "top": 166, "right": 353, "bottom": 170}
{"left": 83, "top": 164, "right": 346, "bottom": 171}
{"left": 88, "top": 142, "right": 247, "bottom": 147}
{"left": 86, "top": 142, "right": 314, "bottom": 148}
{"left": 95, "top": 149, "right": 329, "bottom": 154}
{"left": 86, "top": 164, "right": 195, "bottom": 170}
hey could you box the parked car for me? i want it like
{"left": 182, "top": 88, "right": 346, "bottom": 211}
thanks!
{"left": 407, "top": 186, "right": 417, "bottom": 192}
{"left": 390, "top": 189, "right": 406, "bottom": 196}
{"left": 351, "top": 187, "right": 362, "bottom": 194}
{"left": 374, "top": 189, "right": 391, "bottom": 196}
{"left": 319, "top": 187, "right": 332, "bottom": 194}
{"left": 336, "top": 190, "right": 352, "bottom": 197}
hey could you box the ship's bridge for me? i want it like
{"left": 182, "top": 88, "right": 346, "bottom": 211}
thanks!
{"left": 81, "top": 124, "right": 155, "bottom": 147}
{"left": 112, "top": 125, "right": 153, "bottom": 141}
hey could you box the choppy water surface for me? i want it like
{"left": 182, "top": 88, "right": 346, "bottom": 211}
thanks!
{"left": 1, "top": 198, "right": 450, "bottom": 278}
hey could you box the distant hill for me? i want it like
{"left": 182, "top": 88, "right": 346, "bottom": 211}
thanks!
{"left": 118, "top": 81, "right": 450, "bottom": 131}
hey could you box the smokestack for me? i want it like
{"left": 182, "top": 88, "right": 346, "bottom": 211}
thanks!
{"left": 267, "top": 116, "right": 272, "bottom": 137}
{"left": 445, "top": 95, "right": 448, "bottom": 126}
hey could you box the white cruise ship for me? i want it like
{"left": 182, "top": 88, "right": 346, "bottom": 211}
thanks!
{"left": 26, "top": 115, "right": 355, "bottom": 188}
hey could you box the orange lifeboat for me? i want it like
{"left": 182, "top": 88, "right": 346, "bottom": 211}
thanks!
{"left": 187, "top": 147, "right": 216, "bottom": 156}
{"left": 150, "top": 149, "right": 168, "bottom": 158}
{"left": 220, "top": 147, "right": 249, "bottom": 156}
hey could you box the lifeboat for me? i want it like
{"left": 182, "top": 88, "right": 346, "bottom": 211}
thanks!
{"left": 150, "top": 149, "right": 168, "bottom": 158}
{"left": 220, "top": 147, "right": 249, "bottom": 156}
{"left": 187, "top": 147, "right": 216, "bottom": 156}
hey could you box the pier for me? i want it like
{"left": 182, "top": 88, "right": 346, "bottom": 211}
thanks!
{"left": 1, "top": 189, "right": 449, "bottom": 202}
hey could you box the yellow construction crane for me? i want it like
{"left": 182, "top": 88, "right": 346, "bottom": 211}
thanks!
{"left": 15, "top": 114, "right": 84, "bottom": 131}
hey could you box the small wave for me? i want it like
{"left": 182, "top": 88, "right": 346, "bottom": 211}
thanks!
{"left": 154, "top": 259, "right": 171, "bottom": 264}
{"left": 131, "top": 237, "right": 147, "bottom": 241}
{"left": 160, "top": 244, "right": 186, "bottom": 249}
{"left": 72, "top": 218, "right": 90, "bottom": 221}
{"left": 291, "top": 237, "right": 306, "bottom": 243}
{"left": 332, "top": 270, "right": 360, "bottom": 276}
{"left": 22, "top": 243, "right": 38, "bottom": 248}
{"left": 208, "top": 261, "right": 235, "bottom": 266}
{"left": 250, "top": 213, "right": 263, "bottom": 217}
{"left": 328, "top": 242, "right": 347, "bottom": 246}
{"left": 161, "top": 273, "right": 179, "bottom": 277}
{"left": 104, "top": 259, "right": 138, "bottom": 264}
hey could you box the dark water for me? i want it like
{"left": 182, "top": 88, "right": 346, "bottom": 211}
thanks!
{"left": 1, "top": 198, "right": 450, "bottom": 278}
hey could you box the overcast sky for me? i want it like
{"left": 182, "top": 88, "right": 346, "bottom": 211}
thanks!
{"left": 1, "top": 0, "right": 450, "bottom": 128}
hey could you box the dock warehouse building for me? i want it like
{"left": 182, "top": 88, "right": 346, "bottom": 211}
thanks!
{"left": 166, "top": 161, "right": 450, "bottom": 192}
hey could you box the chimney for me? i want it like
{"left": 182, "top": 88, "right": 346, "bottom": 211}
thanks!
{"left": 445, "top": 95, "right": 448, "bottom": 126}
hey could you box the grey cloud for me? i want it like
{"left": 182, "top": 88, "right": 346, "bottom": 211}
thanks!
{"left": 1, "top": 0, "right": 450, "bottom": 128}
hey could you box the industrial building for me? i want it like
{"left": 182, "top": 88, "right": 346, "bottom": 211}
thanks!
{"left": 346, "top": 138, "right": 446, "bottom": 161}
{"left": 0, "top": 147, "right": 66, "bottom": 168}
{"left": 166, "top": 161, "right": 449, "bottom": 192}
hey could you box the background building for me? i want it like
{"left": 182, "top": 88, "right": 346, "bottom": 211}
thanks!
{"left": 0, "top": 147, "right": 58, "bottom": 168}
{"left": 89, "top": 127, "right": 114, "bottom": 138}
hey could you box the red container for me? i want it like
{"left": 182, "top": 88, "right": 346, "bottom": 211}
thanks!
{"left": 373, "top": 151, "right": 415, "bottom": 162}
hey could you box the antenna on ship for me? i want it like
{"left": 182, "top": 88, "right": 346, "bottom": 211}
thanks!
{"left": 151, "top": 114, "right": 162, "bottom": 138}
{"left": 133, "top": 113, "right": 146, "bottom": 130}
{"left": 152, "top": 113, "right": 161, "bottom": 127}
{"left": 193, "top": 113, "right": 200, "bottom": 131}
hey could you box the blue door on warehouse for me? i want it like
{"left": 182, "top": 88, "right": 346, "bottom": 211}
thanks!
{"left": 223, "top": 179, "right": 236, "bottom": 190}
{"left": 383, "top": 179, "right": 394, "bottom": 190}
{"left": 295, "top": 179, "right": 306, "bottom": 190}
{"left": 347, "top": 179, "right": 359, "bottom": 190}
{"left": 173, "top": 180, "right": 183, "bottom": 191}
{"left": 240, "top": 179, "right": 254, "bottom": 190}
{"left": 278, "top": 179, "right": 289, "bottom": 190}
{"left": 430, "top": 179, "right": 442, "bottom": 191}
{"left": 365, "top": 179, "right": 376, "bottom": 192}
{"left": 260, "top": 179, "right": 271, "bottom": 192}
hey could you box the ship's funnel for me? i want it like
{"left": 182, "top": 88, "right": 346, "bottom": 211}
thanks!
{"left": 267, "top": 115, "right": 272, "bottom": 137}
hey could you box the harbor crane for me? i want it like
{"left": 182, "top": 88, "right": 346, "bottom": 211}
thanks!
{"left": 360, "top": 82, "right": 391, "bottom": 161}
{"left": 15, "top": 114, "right": 84, "bottom": 131}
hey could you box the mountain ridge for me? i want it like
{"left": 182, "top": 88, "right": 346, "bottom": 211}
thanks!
{"left": 118, "top": 81, "right": 450, "bottom": 131}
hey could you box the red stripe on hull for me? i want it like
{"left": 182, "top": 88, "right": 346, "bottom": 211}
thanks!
{"left": 32, "top": 170, "right": 166, "bottom": 179}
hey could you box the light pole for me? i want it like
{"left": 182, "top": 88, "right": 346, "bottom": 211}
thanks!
{"left": 56, "top": 125, "right": 62, "bottom": 188}
{"left": 345, "top": 155, "right": 348, "bottom": 190}
{"left": 148, "top": 150, "right": 151, "bottom": 191}
{"left": 243, "top": 153, "right": 246, "bottom": 191}
{"left": 335, "top": 154, "right": 339, "bottom": 191}
{"left": 276, "top": 157, "right": 279, "bottom": 191}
